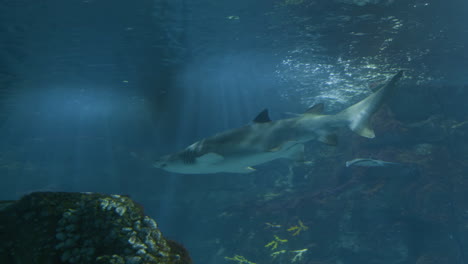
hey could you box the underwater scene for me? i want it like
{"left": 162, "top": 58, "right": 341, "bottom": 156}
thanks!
{"left": 1, "top": 0, "right": 467, "bottom": 263}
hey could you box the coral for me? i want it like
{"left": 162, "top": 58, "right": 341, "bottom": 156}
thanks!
{"left": 0, "top": 192, "right": 191, "bottom": 264}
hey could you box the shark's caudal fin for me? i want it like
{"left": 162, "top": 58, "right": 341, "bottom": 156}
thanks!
{"left": 339, "top": 71, "right": 404, "bottom": 138}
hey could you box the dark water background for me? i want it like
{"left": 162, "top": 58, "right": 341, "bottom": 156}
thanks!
{"left": 1, "top": 0, "right": 467, "bottom": 263}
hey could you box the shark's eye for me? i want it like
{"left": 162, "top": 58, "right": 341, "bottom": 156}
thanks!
{"left": 160, "top": 163, "right": 167, "bottom": 168}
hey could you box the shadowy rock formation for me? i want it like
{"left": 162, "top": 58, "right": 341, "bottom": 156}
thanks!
{"left": 0, "top": 192, "right": 192, "bottom": 264}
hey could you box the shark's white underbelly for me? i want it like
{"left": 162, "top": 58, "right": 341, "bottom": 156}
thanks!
{"left": 173, "top": 142, "right": 303, "bottom": 174}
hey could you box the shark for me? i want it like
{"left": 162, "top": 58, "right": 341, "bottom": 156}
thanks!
{"left": 154, "top": 71, "right": 404, "bottom": 174}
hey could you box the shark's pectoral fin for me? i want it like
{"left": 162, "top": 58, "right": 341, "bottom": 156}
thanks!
{"left": 354, "top": 122, "right": 375, "bottom": 138}
{"left": 318, "top": 133, "right": 338, "bottom": 146}
{"left": 268, "top": 141, "right": 298, "bottom": 152}
{"left": 268, "top": 142, "right": 305, "bottom": 160}
{"left": 197, "top": 152, "right": 224, "bottom": 164}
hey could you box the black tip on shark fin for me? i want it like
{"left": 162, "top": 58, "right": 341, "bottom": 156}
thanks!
{"left": 253, "top": 109, "right": 271, "bottom": 123}
{"left": 304, "top": 103, "right": 324, "bottom": 115}
{"left": 319, "top": 134, "right": 338, "bottom": 146}
{"left": 384, "top": 70, "right": 404, "bottom": 95}
{"left": 394, "top": 70, "right": 404, "bottom": 79}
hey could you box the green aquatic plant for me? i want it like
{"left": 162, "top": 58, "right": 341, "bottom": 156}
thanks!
{"left": 265, "top": 235, "right": 288, "bottom": 250}
{"left": 287, "top": 219, "right": 309, "bottom": 236}
{"left": 224, "top": 255, "right": 256, "bottom": 264}
{"left": 271, "top": 249, "right": 286, "bottom": 258}
{"left": 291, "top": 249, "right": 308, "bottom": 262}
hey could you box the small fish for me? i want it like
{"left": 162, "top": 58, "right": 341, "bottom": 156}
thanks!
{"left": 265, "top": 222, "right": 282, "bottom": 229}
{"left": 345, "top": 158, "right": 400, "bottom": 167}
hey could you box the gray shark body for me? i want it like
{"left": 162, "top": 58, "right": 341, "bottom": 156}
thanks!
{"left": 154, "top": 71, "right": 404, "bottom": 174}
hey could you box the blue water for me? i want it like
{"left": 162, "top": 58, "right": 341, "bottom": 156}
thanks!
{"left": 1, "top": 0, "right": 467, "bottom": 263}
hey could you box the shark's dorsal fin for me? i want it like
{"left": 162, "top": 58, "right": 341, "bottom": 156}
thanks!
{"left": 304, "top": 103, "right": 324, "bottom": 115}
{"left": 318, "top": 133, "right": 338, "bottom": 146}
{"left": 253, "top": 109, "right": 271, "bottom": 123}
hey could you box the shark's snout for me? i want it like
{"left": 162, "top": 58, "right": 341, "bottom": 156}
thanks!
{"left": 153, "top": 162, "right": 163, "bottom": 168}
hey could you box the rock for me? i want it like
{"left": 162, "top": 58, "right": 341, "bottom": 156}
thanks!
{"left": 0, "top": 192, "right": 192, "bottom": 264}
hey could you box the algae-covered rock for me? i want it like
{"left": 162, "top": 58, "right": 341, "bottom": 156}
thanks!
{"left": 0, "top": 192, "right": 191, "bottom": 264}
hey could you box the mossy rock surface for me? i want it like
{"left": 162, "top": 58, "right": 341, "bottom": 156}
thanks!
{"left": 0, "top": 192, "right": 191, "bottom": 264}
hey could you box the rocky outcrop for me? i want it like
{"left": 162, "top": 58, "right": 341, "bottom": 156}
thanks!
{"left": 0, "top": 192, "right": 191, "bottom": 264}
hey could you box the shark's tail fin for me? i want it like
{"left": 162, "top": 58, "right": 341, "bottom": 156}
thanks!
{"left": 339, "top": 71, "right": 404, "bottom": 138}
